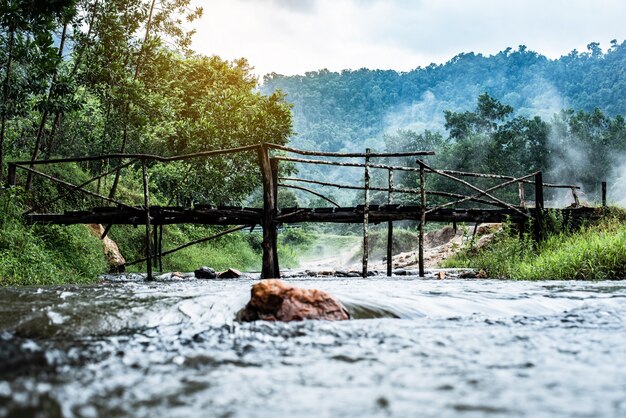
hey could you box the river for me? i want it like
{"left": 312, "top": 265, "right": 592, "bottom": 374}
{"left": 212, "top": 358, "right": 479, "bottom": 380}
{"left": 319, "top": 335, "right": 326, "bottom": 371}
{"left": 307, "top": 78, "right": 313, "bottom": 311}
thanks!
{"left": 1, "top": 274, "right": 625, "bottom": 417}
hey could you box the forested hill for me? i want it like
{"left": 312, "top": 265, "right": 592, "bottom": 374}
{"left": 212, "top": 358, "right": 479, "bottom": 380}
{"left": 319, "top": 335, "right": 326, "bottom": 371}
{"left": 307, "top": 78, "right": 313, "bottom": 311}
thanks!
{"left": 261, "top": 41, "right": 626, "bottom": 152}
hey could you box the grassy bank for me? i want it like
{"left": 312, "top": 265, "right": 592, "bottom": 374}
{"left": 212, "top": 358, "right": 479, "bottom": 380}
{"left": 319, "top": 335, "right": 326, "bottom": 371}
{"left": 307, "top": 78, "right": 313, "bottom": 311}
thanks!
{"left": 0, "top": 188, "right": 107, "bottom": 286}
{"left": 443, "top": 209, "right": 626, "bottom": 280}
{"left": 0, "top": 182, "right": 326, "bottom": 285}
{"left": 0, "top": 186, "right": 266, "bottom": 286}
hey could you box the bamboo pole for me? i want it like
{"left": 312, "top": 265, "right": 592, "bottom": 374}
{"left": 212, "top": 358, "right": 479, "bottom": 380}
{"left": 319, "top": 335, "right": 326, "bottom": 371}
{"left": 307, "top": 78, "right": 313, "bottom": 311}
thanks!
{"left": 23, "top": 159, "right": 135, "bottom": 216}
{"left": 419, "top": 162, "right": 426, "bottom": 277}
{"left": 6, "top": 163, "right": 16, "bottom": 186}
{"left": 126, "top": 226, "right": 251, "bottom": 267}
{"left": 158, "top": 224, "right": 163, "bottom": 272}
{"left": 277, "top": 183, "right": 340, "bottom": 207}
{"left": 425, "top": 169, "right": 538, "bottom": 217}
{"left": 416, "top": 160, "right": 528, "bottom": 217}
{"left": 141, "top": 160, "right": 152, "bottom": 280}
{"left": 362, "top": 148, "right": 371, "bottom": 278}
{"left": 571, "top": 187, "right": 580, "bottom": 207}
{"left": 10, "top": 144, "right": 262, "bottom": 166}
{"left": 270, "top": 157, "right": 280, "bottom": 276}
{"left": 152, "top": 220, "right": 159, "bottom": 269}
{"left": 534, "top": 172, "right": 544, "bottom": 242}
{"left": 267, "top": 143, "right": 435, "bottom": 158}
{"left": 387, "top": 168, "right": 393, "bottom": 277}
{"left": 518, "top": 182, "right": 526, "bottom": 208}
{"left": 279, "top": 176, "right": 511, "bottom": 207}
{"left": 273, "top": 155, "right": 579, "bottom": 189}
{"left": 15, "top": 164, "right": 138, "bottom": 211}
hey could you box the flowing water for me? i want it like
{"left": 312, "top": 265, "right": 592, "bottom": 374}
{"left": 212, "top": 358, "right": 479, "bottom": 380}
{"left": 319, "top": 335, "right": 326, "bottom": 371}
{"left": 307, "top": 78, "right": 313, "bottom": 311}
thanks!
{"left": 1, "top": 274, "right": 625, "bottom": 418}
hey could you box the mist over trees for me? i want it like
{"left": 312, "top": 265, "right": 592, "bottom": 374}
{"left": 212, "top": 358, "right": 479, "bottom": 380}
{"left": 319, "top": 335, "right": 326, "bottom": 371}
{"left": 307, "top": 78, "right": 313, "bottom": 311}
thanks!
{"left": 262, "top": 41, "right": 626, "bottom": 153}
{"left": 262, "top": 42, "right": 626, "bottom": 204}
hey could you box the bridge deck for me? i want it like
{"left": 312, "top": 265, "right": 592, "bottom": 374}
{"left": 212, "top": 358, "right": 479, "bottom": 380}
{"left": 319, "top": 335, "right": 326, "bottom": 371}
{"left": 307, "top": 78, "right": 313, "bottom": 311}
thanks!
{"left": 25, "top": 205, "right": 602, "bottom": 226}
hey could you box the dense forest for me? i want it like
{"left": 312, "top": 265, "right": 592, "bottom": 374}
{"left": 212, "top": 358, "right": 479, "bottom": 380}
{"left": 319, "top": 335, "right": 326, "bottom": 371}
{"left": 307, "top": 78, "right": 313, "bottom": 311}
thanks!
{"left": 262, "top": 41, "right": 626, "bottom": 153}
{"left": 262, "top": 43, "right": 626, "bottom": 205}
{"left": 0, "top": 0, "right": 294, "bottom": 284}
{"left": 1, "top": 0, "right": 625, "bottom": 284}
{"left": 0, "top": 0, "right": 292, "bottom": 199}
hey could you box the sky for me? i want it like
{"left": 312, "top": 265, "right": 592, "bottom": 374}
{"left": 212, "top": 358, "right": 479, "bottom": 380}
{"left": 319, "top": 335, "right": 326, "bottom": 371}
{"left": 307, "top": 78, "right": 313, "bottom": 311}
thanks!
{"left": 192, "top": 0, "right": 626, "bottom": 77}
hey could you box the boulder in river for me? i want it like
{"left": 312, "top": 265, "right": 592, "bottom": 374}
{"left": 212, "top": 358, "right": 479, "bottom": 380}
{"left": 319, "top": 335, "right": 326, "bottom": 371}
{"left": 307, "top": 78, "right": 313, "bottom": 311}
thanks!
{"left": 194, "top": 266, "right": 217, "bottom": 279}
{"left": 86, "top": 224, "right": 126, "bottom": 273}
{"left": 240, "top": 279, "right": 350, "bottom": 322}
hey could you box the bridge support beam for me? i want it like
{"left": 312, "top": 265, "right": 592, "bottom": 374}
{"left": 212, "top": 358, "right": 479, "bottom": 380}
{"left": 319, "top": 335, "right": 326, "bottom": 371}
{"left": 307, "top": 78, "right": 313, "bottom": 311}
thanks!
{"left": 387, "top": 168, "right": 393, "bottom": 277}
{"left": 533, "top": 172, "right": 544, "bottom": 242}
{"left": 418, "top": 161, "right": 426, "bottom": 277}
{"left": 141, "top": 159, "right": 153, "bottom": 280}
{"left": 258, "top": 145, "right": 279, "bottom": 279}
{"left": 362, "top": 149, "right": 370, "bottom": 278}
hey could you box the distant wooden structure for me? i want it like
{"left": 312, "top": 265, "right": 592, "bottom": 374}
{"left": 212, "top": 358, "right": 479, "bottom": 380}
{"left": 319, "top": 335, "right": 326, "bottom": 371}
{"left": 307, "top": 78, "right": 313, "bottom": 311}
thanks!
{"left": 7, "top": 143, "right": 598, "bottom": 279}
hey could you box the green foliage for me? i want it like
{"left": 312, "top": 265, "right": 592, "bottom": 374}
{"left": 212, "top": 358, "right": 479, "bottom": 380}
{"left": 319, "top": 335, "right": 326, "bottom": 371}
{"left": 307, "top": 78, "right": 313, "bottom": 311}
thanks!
{"left": 0, "top": 188, "right": 106, "bottom": 285}
{"left": 444, "top": 210, "right": 626, "bottom": 280}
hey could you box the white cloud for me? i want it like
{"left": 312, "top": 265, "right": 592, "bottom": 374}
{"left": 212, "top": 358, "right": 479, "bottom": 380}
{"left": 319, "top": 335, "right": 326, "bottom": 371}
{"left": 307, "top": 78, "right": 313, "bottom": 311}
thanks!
{"left": 192, "top": 0, "right": 626, "bottom": 76}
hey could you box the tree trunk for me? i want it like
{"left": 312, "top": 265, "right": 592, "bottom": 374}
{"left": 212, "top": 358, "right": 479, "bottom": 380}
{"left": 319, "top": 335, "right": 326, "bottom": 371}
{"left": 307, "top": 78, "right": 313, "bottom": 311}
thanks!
{"left": 0, "top": 29, "right": 16, "bottom": 181}
{"left": 26, "top": 21, "right": 68, "bottom": 190}
{"left": 47, "top": 0, "right": 100, "bottom": 158}
{"left": 109, "top": 0, "right": 157, "bottom": 199}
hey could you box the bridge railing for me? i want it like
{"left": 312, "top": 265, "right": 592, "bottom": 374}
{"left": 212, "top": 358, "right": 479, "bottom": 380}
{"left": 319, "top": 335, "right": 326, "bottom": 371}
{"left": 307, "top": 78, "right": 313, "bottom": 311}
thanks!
{"left": 6, "top": 143, "right": 583, "bottom": 279}
{"left": 268, "top": 146, "right": 581, "bottom": 276}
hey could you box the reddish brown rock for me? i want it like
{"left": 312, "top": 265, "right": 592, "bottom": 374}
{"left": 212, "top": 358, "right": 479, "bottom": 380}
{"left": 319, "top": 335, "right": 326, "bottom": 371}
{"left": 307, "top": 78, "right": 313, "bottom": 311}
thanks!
{"left": 240, "top": 279, "right": 350, "bottom": 322}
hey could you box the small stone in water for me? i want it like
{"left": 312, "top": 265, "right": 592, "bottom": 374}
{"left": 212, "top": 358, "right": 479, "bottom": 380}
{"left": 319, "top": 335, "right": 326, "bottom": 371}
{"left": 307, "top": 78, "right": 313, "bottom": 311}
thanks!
{"left": 217, "top": 268, "right": 242, "bottom": 279}
{"left": 194, "top": 267, "right": 217, "bottom": 279}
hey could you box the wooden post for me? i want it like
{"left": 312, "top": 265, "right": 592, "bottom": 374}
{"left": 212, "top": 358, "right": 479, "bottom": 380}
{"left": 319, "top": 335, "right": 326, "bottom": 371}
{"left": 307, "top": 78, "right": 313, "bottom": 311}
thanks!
{"left": 362, "top": 148, "right": 371, "bottom": 278}
{"left": 270, "top": 157, "right": 280, "bottom": 276}
{"left": 518, "top": 182, "right": 525, "bottom": 208}
{"left": 418, "top": 161, "right": 426, "bottom": 277}
{"left": 152, "top": 221, "right": 159, "bottom": 269}
{"left": 533, "top": 171, "right": 544, "bottom": 243}
{"left": 571, "top": 187, "right": 580, "bottom": 207}
{"left": 387, "top": 168, "right": 393, "bottom": 277}
{"left": 158, "top": 224, "right": 163, "bottom": 273}
{"left": 141, "top": 159, "right": 153, "bottom": 280}
{"left": 602, "top": 181, "right": 607, "bottom": 207}
{"left": 258, "top": 145, "right": 279, "bottom": 279}
{"left": 6, "top": 163, "right": 16, "bottom": 186}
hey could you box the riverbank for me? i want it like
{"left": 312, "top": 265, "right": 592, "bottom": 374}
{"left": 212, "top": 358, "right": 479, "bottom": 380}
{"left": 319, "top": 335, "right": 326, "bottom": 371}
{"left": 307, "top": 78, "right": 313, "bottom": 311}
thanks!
{"left": 443, "top": 208, "right": 626, "bottom": 280}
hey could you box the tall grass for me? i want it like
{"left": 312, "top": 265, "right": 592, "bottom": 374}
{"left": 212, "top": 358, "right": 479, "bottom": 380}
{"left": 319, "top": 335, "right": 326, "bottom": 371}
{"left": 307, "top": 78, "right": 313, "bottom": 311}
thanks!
{"left": 443, "top": 209, "right": 626, "bottom": 280}
{"left": 0, "top": 188, "right": 107, "bottom": 286}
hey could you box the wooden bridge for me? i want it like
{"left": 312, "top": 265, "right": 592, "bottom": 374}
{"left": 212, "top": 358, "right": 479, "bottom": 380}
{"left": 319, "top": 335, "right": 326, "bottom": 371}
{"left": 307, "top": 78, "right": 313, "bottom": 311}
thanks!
{"left": 6, "top": 143, "right": 605, "bottom": 279}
